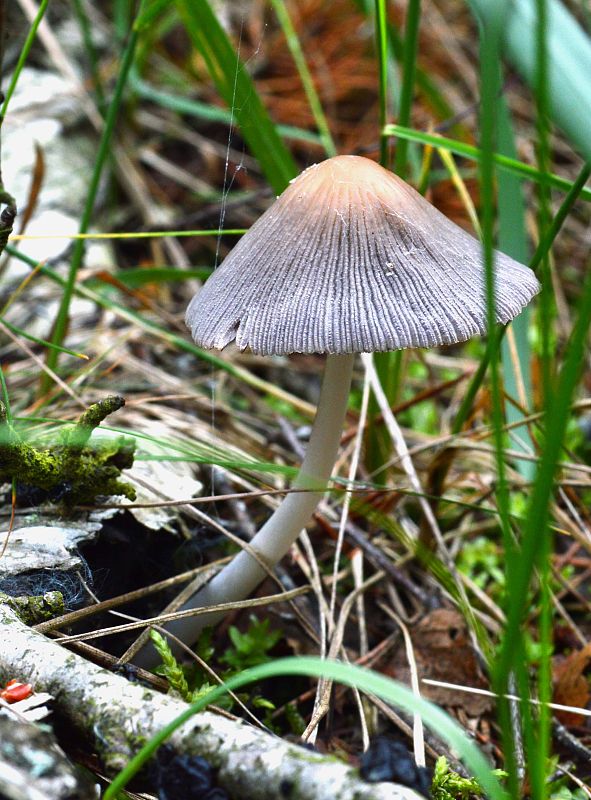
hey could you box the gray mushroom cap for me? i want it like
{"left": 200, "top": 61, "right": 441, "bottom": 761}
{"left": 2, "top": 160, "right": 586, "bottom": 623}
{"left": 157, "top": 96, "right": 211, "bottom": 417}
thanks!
{"left": 186, "top": 155, "right": 540, "bottom": 355}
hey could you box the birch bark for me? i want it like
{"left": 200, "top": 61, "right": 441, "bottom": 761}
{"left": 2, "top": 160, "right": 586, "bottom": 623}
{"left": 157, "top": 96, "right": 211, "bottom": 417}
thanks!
{"left": 0, "top": 605, "right": 420, "bottom": 800}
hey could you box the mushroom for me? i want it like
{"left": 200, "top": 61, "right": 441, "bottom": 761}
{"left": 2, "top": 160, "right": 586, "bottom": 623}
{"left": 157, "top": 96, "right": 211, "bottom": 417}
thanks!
{"left": 142, "top": 155, "right": 540, "bottom": 659}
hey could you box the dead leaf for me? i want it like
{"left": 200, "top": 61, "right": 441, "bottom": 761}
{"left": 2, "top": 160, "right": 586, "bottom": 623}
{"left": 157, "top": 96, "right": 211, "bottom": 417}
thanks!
{"left": 391, "top": 608, "right": 492, "bottom": 717}
{"left": 552, "top": 642, "right": 591, "bottom": 727}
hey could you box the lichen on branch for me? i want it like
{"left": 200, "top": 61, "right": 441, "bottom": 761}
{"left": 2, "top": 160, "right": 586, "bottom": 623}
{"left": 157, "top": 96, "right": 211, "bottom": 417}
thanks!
{"left": 0, "top": 395, "right": 136, "bottom": 506}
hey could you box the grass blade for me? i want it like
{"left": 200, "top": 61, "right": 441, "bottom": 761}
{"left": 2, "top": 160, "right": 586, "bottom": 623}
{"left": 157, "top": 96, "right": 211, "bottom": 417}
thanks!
{"left": 527, "top": 1, "right": 552, "bottom": 794}
{"left": 268, "top": 0, "right": 336, "bottom": 157}
{"left": 129, "top": 70, "right": 322, "bottom": 144}
{"left": 0, "top": 0, "right": 50, "bottom": 119}
{"left": 174, "top": 0, "right": 297, "bottom": 193}
{"left": 393, "top": 0, "right": 422, "bottom": 178}
{"left": 374, "top": 0, "right": 390, "bottom": 166}
{"left": 103, "top": 656, "right": 508, "bottom": 800}
{"left": 354, "top": 0, "right": 456, "bottom": 123}
{"left": 496, "top": 100, "right": 535, "bottom": 481}
{"left": 383, "top": 124, "right": 591, "bottom": 201}
{"left": 534, "top": 0, "right": 554, "bottom": 410}
{"left": 477, "top": 4, "right": 522, "bottom": 792}
{"left": 468, "top": 0, "right": 591, "bottom": 163}
{"left": 43, "top": 1, "right": 149, "bottom": 392}
{"left": 0, "top": 317, "right": 88, "bottom": 359}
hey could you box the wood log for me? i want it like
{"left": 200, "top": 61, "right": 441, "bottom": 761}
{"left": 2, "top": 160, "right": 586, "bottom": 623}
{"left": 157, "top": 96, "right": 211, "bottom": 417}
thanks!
{"left": 0, "top": 604, "right": 420, "bottom": 800}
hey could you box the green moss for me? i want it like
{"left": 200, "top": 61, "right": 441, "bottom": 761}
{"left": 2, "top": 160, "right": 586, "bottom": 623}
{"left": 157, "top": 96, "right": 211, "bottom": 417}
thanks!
{"left": 0, "top": 591, "right": 64, "bottom": 624}
{"left": 431, "top": 756, "right": 507, "bottom": 800}
{"left": 0, "top": 396, "right": 136, "bottom": 507}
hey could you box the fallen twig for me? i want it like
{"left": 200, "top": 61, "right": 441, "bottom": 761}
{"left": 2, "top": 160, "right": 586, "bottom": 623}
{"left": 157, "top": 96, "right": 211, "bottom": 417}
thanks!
{"left": 0, "top": 604, "right": 420, "bottom": 800}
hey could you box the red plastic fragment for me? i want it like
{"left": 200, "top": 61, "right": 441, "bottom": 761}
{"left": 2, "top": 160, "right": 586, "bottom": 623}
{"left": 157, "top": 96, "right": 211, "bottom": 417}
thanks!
{"left": 1, "top": 680, "right": 33, "bottom": 703}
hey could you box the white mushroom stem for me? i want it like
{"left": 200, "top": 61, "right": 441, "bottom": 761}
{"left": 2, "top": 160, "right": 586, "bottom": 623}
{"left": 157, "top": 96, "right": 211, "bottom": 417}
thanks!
{"left": 136, "top": 353, "right": 354, "bottom": 666}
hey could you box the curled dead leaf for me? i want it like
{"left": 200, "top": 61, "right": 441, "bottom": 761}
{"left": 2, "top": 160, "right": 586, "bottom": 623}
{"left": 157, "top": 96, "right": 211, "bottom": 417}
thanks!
{"left": 552, "top": 642, "right": 591, "bottom": 727}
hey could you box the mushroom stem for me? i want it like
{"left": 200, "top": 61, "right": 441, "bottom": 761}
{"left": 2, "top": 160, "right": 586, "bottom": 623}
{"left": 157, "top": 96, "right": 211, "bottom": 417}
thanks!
{"left": 137, "top": 353, "right": 354, "bottom": 664}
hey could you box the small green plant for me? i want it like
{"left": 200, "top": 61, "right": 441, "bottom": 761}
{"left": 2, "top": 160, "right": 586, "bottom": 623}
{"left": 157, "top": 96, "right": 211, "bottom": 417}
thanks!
{"left": 457, "top": 536, "right": 505, "bottom": 595}
{"left": 540, "top": 756, "right": 587, "bottom": 800}
{"left": 548, "top": 786, "right": 587, "bottom": 800}
{"left": 431, "top": 756, "right": 507, "bottom": 800}
{"left": 220, "top": 616, "right": 282, "bottom": 671}
{"left": 150, "top": 630, "right": 191, "bottom": 701}
{"left": 150, "top": 617, "right": 282, "bottom": 714}
{"left": 150, "top": 629, "right": 233, "bottom": 708}
{"left": 284, "top": 701, "right": 307, "bottom": 735}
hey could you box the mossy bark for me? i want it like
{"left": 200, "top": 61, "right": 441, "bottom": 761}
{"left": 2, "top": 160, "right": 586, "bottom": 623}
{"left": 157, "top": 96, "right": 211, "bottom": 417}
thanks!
{"left": 0, "top": 396, "right": 135, "bottom": 506}
{"left": 0, "top": 590, "right": 64, "bottom": 625}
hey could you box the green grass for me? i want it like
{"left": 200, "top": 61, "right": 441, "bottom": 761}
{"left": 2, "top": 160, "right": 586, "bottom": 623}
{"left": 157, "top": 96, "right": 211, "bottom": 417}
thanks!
{"left": 477, "top": 6, "right": 522, "bottom": 792}
{"left": 497, "top": 99, "right": 535, "bottom": 482}
{"left": 103, "top": 656, "right": 508, "bottom": 800}
{"left": 0, "top": 0, "right": 51, "bottom": 119}
{"left": 269, "top": 0, "right": 337, "bottom": 156}
{"left": 384, "top": 125, "right": 591, "bottom": 200}
{"left": 43, "top": 0, "right": 151, "bottom": 393}
{"left": 174, "top": 0, "right": 297, "bottom": 191}
{"left": 393, "top": 0, "right": 422, "bottom": 179}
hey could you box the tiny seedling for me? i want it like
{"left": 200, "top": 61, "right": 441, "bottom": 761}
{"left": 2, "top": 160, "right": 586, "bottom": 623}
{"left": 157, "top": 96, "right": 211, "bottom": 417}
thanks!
{"left": 220, "top": 616, "right": 282, "bottom": 672}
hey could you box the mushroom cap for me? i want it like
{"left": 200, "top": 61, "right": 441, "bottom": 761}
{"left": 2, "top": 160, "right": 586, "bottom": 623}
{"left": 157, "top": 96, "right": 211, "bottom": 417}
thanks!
{"left": 186, "top": 155, "right": 540, "bottom": 355}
